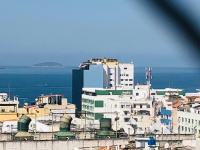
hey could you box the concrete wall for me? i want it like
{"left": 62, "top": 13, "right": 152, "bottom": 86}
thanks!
{"left": 0, "top": 133, "right": 196, "bottom": 150}
{"left": 0, "top": 132, "right": 195, "bottom": 141}
{"left": 0, "top": 139, "right": 128, "bottom": 150}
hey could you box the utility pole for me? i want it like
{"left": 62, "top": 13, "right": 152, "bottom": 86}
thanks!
{"left": 115, "top": 112, "right": 119, "bottom": 138}
{"left": 51, "top": 111, "right": 54, "bottom": 141}
{"left": 84, "top": 111, "right": 86, "bottom": 139}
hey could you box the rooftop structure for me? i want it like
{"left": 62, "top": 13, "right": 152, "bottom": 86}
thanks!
{"left": 17, "top": 94, "right": 76, "bottom": 126}
{"left": 0, "top": 93, "right": 19, "bottom": 122}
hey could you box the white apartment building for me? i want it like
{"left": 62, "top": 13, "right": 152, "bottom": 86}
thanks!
{"left": 103, "top": 62, "right": 134, "bottom": 89}
{"left": 81, "top": 87, "right": 154, "bottom": 132}
{"left": 176, "top": 104, "right": 200, "bottom": 136}
{"left": 83, "top": 58, "right": 134, "bottom": 89}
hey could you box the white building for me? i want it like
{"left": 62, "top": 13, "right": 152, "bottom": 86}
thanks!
{"left": 103, "top": 62, "right": 134, "bottom": 89}
{"left": 83, "top": 58, "right": 134, "bottom": 89}
{"left": 176, "top": 103, "right": 200, "bottom": 136}
{"left": 81, "top": 87, "right": 154, "bottom": 133}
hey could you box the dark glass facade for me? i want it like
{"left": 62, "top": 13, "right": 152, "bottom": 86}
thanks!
{"left": 72, "top": 69, "right": 84, "bottom": 112}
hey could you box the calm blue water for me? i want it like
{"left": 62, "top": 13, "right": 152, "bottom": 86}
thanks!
{"left": 0, "top": 66, "right": 199, "bottom": 105}
{"left": 0, "top": 67, "right": 73, "bottom": 105}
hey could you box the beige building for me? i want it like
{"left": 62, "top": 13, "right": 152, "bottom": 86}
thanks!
{"left": 0, "top": 93, "right": 19, "bottom": 121}
{"left": 0, "top": 94, "right": 75, "bottom": 123}
{"left": 18, "top": 94, "right": 76, "bottom": 120}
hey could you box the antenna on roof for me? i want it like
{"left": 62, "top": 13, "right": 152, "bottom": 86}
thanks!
{"left": 146, "top": 67, "right": 152, "bottom": 86}
{"left": 8, "top": 83, "right": 11, "bottom": 100}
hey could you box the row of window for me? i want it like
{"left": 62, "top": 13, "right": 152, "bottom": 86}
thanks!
{"left": 120, "top": 79, "right": 133, "bottom": 81}
{"left": 83, "top": 92, "right": 96, "bottom": 96}
{"left": 82, "top": 98, "right": 94, "bottom": 104}
{"left": 120, "top": 104, "right": 150, "bottom": 109}
{"left": 179, "top": 117, "right": 200, "bottom": 126}
{"left": 109, "top": 73, "right": 129, "bottom": 76}
{"left": 82, "top": 105, "right": 93, "bottom": 111}
{"left": 121, "top": 105, "right": 131, "bottom": 109}
{"left": 120, "top": 74, "right": 129, "bottom": 77}
{"left": 179, "top": 126, "right": 200, "bottom": 134}
{"left": 109, "top": 79, "right": 133, "bottom": 82}
{"left": 109, "top": 83, "right": 133, "bottom": 87}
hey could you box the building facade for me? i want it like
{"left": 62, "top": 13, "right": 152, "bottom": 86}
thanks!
{"left": 81, "top": 87, "right": 154, "bottom": 132}
{"left": 175, "top": 105, "right": 200, "bottom": 136}
{"left": 72, "top": 58, "right": 134, "bottom": 113}
{"left": 72, "top": 68, "right": 84, "bottom": 112}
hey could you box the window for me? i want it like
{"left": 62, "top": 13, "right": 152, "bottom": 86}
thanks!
{"left": 110, "top": 84, "right": 112, "bottom": 87}
{"left": 136, "top": 93, "right": 139, "bottom": 96}
{"left": 95, "top": 101, "right": 104, "bottom": 107}
{"left": 126, "top": 74, "right": 129, "bottom": 76}
{"left": 109, "top": 73, "right": 112, "bottom": 75}
{"left": 129, "top": 79, "right": 133, "bottom": 81}
{"left": 124, "top": 118, "right": 130, "bottom": 122}
{"left": 129, "top": 84, "right": 133, "bottom": 86}
{"left": 140, "top": 104, "right": 142, "bottom": 108}
{"left": 110, "top": 79, "right": 112, "bottom": 81}
{"left": 178, "top": 117, "right": 181, "bottom": 123}
{"left": 125, "top": 79, "right": 128, "bottom": 81}
{"left": 121, "top": 79, "right": 123, "bottom": 81}
{"left": 124, "top": 111, "right": 128, "bottom": 115}
{"left": 188, "top": 119, "right": 190, "bottom": 123}
{"left": 124, "top": 67, "right": 127, "bottom": 70}
{"left": 95, "top": 113, "right": 104, "bottom": 120}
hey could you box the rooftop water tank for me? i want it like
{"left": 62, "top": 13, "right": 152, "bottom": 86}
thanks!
{"left": 54, "top": 114, "right": 75, "bottom": 140}
{"left": 95, "top": 118, "right": 116, "bottom": 139}
{"left": 15, "top": 115, "right": 33, "bottom": 141}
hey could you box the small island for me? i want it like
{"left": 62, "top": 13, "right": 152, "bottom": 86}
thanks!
{"left": 33, "top": 62, "right": 63, "bottom": 68}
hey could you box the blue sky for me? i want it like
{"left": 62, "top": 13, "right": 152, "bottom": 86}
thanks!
{"left": 0, "top": 0, "right": 199, "bottom": 67}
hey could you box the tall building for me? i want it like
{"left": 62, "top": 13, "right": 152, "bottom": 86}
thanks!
{"left": 72, "top": 68, "right": 84, "bottom": 112}
{"left": 83, "top": 58, "right": 134, "bottom": 89}
{"left": 72, "top": 58, "right": 134, "bottom": 113}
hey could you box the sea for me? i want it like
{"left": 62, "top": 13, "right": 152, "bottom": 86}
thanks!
{"left": 0, "top": 66, "right": 199, "bottom": 106}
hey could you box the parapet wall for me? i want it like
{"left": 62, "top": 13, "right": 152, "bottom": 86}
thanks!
{"left": 0, "top": 139, "right": 128, "bottom": 150}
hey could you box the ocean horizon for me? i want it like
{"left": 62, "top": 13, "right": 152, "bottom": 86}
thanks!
{"left": 0, "top": 66, "right": 199, "bottom": 106}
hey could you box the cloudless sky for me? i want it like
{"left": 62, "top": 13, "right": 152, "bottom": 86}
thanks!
{"left": 0, "top": 0, "right": 199, "bottom": 67}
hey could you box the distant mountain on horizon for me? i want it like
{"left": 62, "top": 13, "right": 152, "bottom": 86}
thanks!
{"left": 32, "top": 62, "right": 63, "bottom": 67}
